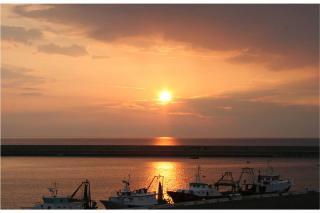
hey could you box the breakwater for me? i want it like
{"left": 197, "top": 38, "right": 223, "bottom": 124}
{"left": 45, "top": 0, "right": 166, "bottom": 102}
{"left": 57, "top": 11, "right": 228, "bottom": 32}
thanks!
{"left": 2, "top": 145, "right": 318, "bottom": 158}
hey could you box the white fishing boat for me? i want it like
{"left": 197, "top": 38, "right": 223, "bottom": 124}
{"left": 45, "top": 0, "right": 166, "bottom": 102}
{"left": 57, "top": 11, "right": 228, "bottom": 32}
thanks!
{"left": 215, "top": 166, "right": 292, "bottom": 195}
{"left": 100, "top": 175, "right": 166, "bottom": 209}
{"left": 33, "top": 180, "right": 97, "bottom": 209}
{"left": 167, "top": 166, "right": 222, "bottom": 203}
{"left": 255, "top": 166, "right": 292, "bottom": 194}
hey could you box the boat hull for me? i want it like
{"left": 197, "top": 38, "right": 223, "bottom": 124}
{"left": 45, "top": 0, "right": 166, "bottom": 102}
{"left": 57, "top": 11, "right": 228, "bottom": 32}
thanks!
{"left": 260, "top": 183, "right": 291, "bottom": 194}
{"left": 100, "top": 200, "right": 153, "bottom": 209}
{"left": 240, "top": 183, "right": 291, "bottom": 195}
{"left": 167, "top": 191, "right": 221, "bottom": 203}
{"left": 33, "top": 202, "right": 85, "bottom": 209}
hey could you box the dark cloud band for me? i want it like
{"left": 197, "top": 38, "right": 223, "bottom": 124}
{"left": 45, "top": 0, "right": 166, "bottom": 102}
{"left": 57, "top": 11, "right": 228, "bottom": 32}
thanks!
{"left": 13, "top": 5, "right": 319, "bottom": 70}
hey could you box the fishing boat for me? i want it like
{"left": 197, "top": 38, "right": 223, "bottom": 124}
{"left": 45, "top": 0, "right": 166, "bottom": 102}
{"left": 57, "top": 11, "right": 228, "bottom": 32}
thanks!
{"left": 33, "top": 180, "right": 97, "bottom": 209}
{"left": 167, "top": 166, "right": 222, "bottom": 203}
{"left": 215, "top": 166, "right": 292, "bottom": 195}
{"left": 100, "top": 175, "right": 166, "bottom": 209}
{"left": 255, "top": 166, "right": 292, "bottom": 194}
{"left": 237, "top": 166, "right": 292, "bottom": 195}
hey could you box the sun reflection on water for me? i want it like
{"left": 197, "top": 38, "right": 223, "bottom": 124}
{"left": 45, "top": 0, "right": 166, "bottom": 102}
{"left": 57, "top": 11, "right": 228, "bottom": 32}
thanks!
{"left": 152, "top": 137, "right": 179, "bottom": 146}
{"left": 146, "top": 161, "right": 185, "bottom": 201}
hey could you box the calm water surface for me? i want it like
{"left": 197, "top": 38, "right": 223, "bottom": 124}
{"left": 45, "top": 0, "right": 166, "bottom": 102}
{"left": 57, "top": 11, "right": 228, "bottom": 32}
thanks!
{"left": 1, "top": 157, "right": 319, "bottom": 209}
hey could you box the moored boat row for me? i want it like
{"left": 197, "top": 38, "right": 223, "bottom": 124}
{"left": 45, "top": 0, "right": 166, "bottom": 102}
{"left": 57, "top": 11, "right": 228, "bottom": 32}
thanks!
{"left": 168, "top": 165, "right": 292, "bottom": 204}
{"left": 32, "top": 165, "right": 292, "bottom": 209}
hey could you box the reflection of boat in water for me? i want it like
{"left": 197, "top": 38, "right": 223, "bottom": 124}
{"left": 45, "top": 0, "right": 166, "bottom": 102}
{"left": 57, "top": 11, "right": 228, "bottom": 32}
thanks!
{"left": 215, "top": 166, "right": 292, "bottom": 195}
{"left": 167, "top": 166, "right": 222, "bottom": 203}
{"left": 100, "top": 175, "right": 167, "bottom": 209}
{"left": 33, "top": 180, "right": 97, "bottom": 209}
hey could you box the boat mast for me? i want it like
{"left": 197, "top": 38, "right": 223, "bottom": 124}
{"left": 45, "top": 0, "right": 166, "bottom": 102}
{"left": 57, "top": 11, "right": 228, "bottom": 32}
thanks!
{"left": 157, "top": 177, "right": 164, "bottom": 203}
{"left": 83, "top": 180, "right": 90, "bottom": 209}
{"left": 122, "top": 175, "right": 131, "bottom": 192}
{"left": 195, "top": 166, "right": 201, "bottom": 183}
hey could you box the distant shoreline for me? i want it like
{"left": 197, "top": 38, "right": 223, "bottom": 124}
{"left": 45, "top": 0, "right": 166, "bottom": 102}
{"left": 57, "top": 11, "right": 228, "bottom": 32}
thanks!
{"left": 1, "top": 145, "right": 319, "bottom": 158}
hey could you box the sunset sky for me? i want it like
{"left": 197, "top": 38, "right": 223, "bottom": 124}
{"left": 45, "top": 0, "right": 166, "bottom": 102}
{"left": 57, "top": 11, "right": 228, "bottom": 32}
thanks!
{"left": 1, "top": 5, "right": 319, "bottom": 138}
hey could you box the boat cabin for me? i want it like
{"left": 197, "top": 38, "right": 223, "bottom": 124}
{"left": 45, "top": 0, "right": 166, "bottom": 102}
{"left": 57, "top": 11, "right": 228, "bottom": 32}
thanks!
{"left": 258, "top": 175, "right": 280, "bottom": 184}
{"left": 189, "top": 182, "right": 213, "bottom": 189}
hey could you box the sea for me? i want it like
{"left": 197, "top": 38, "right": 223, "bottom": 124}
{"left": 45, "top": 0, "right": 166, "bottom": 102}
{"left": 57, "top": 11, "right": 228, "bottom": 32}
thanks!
{"left": 1, "top": 156, "right": 319, "bottom": 209}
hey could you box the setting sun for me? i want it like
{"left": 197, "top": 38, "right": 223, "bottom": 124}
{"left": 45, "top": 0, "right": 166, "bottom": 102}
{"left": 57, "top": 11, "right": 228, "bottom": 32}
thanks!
{"left": 159, "top": 90, "right": 172, "bottom": 104}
